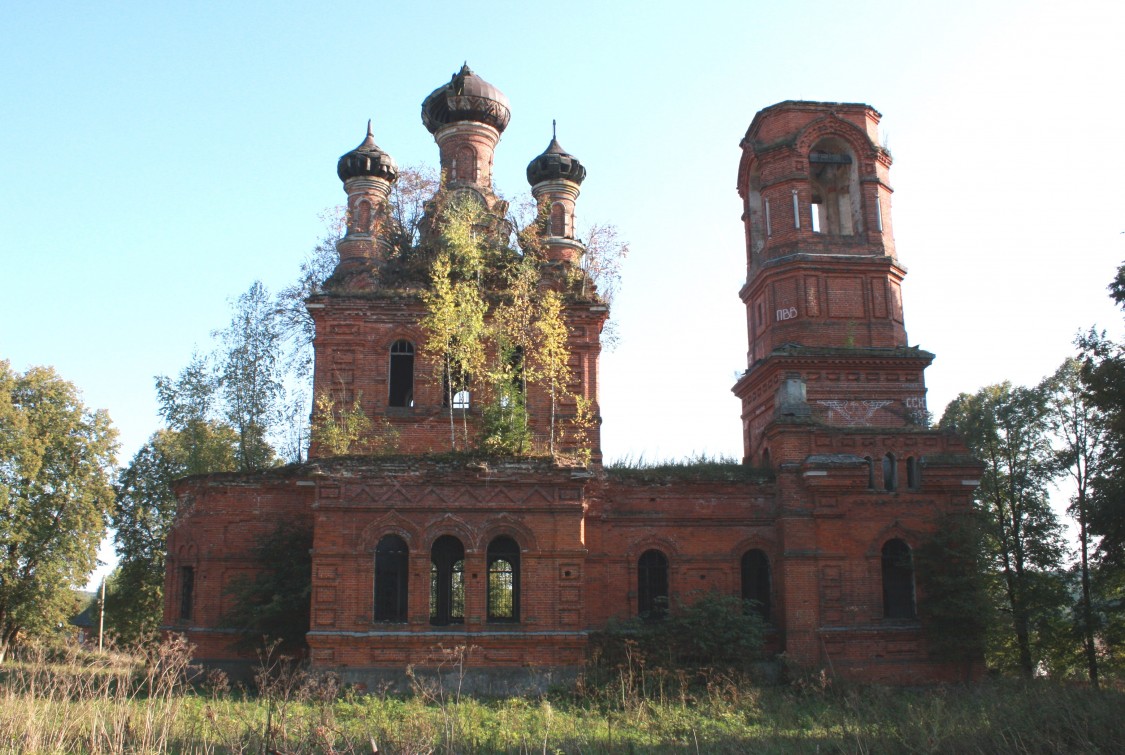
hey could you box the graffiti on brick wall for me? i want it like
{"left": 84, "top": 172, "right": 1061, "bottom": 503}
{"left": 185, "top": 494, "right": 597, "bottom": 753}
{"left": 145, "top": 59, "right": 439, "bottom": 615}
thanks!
{"left": 776, "top": 307, "right": 798, "bottom": 321}
{"left": 817, "top": 399, "right": 892, "bottom": 425}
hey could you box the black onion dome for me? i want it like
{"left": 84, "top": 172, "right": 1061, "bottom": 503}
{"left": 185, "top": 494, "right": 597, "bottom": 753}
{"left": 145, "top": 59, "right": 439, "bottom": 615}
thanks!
{"left": 337, "top": 121, "right": 398, "bottom": 182}
{"left": 526, "top": 133, "right": 586, "bottom": 186}
{"left": 421, "top": 64, "right": 511, "bottom": 135}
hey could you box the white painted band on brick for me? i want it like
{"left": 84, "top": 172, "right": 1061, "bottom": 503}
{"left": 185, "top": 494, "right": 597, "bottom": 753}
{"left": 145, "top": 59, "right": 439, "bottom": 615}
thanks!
{"left": 961, "top": 480, "right": 981, "bottom": 486}
{"left": 296, "top": 481, "right": 316, "bottom": 487}
{"left": 803, "top": 470, "right": 828, "bottom": 477}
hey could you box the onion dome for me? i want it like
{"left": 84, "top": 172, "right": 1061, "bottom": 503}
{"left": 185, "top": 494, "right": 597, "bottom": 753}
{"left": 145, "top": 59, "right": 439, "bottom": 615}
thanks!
{"left": 337, "top": 120, "right": 398, "bottom": 182}
{"left": 421, "top": 63, "right": 511, "bottom": 135}
{"left": 526, "top": 123, "right": 586, "bottom": 186}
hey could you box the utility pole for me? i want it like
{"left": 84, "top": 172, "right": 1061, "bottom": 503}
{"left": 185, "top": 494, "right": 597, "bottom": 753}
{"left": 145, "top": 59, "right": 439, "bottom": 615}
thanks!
{"left": 98, "top": 577, "right": 105, "bottom": 652}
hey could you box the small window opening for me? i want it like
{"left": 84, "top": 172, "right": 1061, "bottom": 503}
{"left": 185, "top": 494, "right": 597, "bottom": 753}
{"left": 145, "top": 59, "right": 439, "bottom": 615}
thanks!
{"left": 637, "top": 549, "right": 669, "bottom": 620}
{"left": 811, "top": 200, "right": 823, "bottom": 233}
{"left": 442, "top": 363, "right": 471, "bottom": 410}
{"left": 374, "top": 535, "right": 409, "bottom": 622}
{"left": 883, "top": 453, "right": 897, "bottom": 491}
{"left": 179, "top": 566, "right": 194, "bottom": 621}
{"left": 487, "top": 536, "right": 520, "bottom": 622}
{"left": 865, "top": 456, "right": 876, "bottom": 489}
{"left": 388, "top": 340, "right": 415, "bottom": 408}
{"left": 907, "top": 457, "right": 921, "bottom": 490}
{"left": 882, "top": 539, "right": 916, "bottom": 619}
{"left": 761, "top": 448, "right": 771, "bottom": 469}
{"left": 430, "top": 535, "right": 465, "bottom": 626}
{"left": 741, "top": 549, "right": 771, "bottom": 620}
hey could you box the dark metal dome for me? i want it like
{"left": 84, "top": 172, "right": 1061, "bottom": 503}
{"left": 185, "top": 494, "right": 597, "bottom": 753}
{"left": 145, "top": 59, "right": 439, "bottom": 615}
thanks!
{"left": 526, "top": 128, "right": 586, "bottom": 186}
{"left": 337, "top": 121, "right": 398, "bottom": 183}
{"left": 421, "top": 64, "right": 511, "bottom": 135}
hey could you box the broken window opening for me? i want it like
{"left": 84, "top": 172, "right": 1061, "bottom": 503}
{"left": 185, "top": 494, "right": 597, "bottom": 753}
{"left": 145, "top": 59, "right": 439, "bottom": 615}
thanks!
{"left": 882, "top": 538, "right": 916, "bottom": 619}
{"left": 388, "top": 340, "right": 415, "bottom": 408}
{"left": 442, "top": 362, "right": 471, "bottom": 410}
{"left": 808, "top": 139, "right": 861, "bottom": 236}
{"left": 487, "top": 536, "right": 520, "bottom": 622}
{"left": 374, "top": 534, "right": 409, "bottom": 622}
{"left": 430, "top": 535, "right": 465, "bottom": 626}
{"left": 179, "top": 566, "right": 194, "bottom": 621}
{"left": 883, "top": 452, "right": 897, "bottom": 491}
{"left": 637, "top": 549, "right": 669, "bottom": 620}
{"left": 741, "top": 549, "right": 771, "bottom": 621}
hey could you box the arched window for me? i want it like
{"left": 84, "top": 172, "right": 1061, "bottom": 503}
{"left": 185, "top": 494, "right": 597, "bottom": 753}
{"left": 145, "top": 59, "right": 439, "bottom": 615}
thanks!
{"left": 741, "top": 549, "right": 771, "bottom": 620}
{"left": 430, "top": 535, "right": 464, "bottom": 626}
{"left": 808, "top": 137, "right": 862, "bottom": 236}
{"left": 389, "top": 340, "right": 414, "bottom": 408}
{"left": 906, "top": 456, "right": 921, "bottom": 490}
{"left": 883, "top": 452, "right": 897, "bottom": 491}
{"left": 637, "top": 549, "right": 669, "bottom": 619}
{"left": 374, "top": 535, "right": 408, "bottom": 622}
{"left": 761, "top": 448, "right": 771, "bottom": 469}
{"left": 882, "top": 539, "right": 916, "bottom": 619}
{"left": 487, "top": 536, "right": 520, "bottom": 622}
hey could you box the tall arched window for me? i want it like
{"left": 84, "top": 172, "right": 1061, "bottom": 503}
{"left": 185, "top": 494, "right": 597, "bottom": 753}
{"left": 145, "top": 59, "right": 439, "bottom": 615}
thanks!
{"left": 637, "top": 549, "right": 669, "bottom": 619}
{"left": 882, "top": 539, "right": 916, "bottom": 619}
{"left": 883, "top": 453, "right": 897, "bottom": 491}
{"left": 389, "top": 340, "right": 414, "bottom": 408}
{"left": 808, "top": 137, "right": 862, "bottom": 236}
{"left": 906, "top": 456, "right": 921, "bottom": 490}
{"left": 487, "top": 536, "right": 520, "bottom": 622}
{"left": 430, "top": 535, "right": 464, "bottom": 626}
{"left": 741, "top": 549, "right": 771, "bottom": 620}
{"left": 374, "top": 535, "right": 408, "bottom": 622}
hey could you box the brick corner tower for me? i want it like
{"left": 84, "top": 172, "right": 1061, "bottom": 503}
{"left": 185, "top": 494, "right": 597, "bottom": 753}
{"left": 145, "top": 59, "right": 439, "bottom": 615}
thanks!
{"left": 731, "top": 101, "right": 982, "bottom": 681}
{"left": 732, "top": 101, "right": 927, "bottom": 465}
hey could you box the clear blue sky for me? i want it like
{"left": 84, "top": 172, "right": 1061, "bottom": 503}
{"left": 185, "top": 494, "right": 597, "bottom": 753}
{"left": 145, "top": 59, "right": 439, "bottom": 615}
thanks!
{"left": 2, "top": 0, "right": 1122, "bottom": 586}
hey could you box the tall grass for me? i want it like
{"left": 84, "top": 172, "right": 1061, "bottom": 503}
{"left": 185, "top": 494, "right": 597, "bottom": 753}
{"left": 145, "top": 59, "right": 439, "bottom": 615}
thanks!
{"left": 1, "top": 636, "right": 1122, "bottom": 753}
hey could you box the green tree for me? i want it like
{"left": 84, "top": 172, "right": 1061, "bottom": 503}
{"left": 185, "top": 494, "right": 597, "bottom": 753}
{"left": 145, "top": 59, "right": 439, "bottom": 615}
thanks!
{"left": 0, "top": 361, "right": 117, "bottom": 662}
{"left": 107, "top": 426, "right": 237, "bottom": 645}
{"left": 1045, "top": 357, "right": 1110, "bottom": 684}
{"left": 941, "top": 382, "right": 1067, "bottom": 676}
{"left": 421, "top": 195, "right": 490, "bottom": 451}
{"left": 222, "top": 522, "right": 312, "bottom": 654}
{"left": 1078, "top": 262, "right": 1125, "bottom": 567}
{"left": 215, "top": 280, "right": 284, "bottom": 471}
{"left": 915, "top": 514, "right": 994, "bottom": 675}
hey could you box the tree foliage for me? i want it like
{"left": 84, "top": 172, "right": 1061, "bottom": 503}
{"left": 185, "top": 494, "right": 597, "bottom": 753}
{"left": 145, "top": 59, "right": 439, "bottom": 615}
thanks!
{"left": 1045, "top": 358, "right": 1110, "bottom": 683}
{"left": 107, "top": 426, "right": 237, "bottom": 645}
{"left": 915, "top": 514, "right": 994, "bottom": 670}
{"left": 0, "top": 361, "right": 117, "bottom": 661}
{"left": 1077, "top": 262, "right": 1125, "bottom": 567}
{"left": 222, "top": 522, "right": 313, "bottom": 654}
{"left": 214, "top": 280, "right": 285, "bottom": 471}
{"left": 940, "top": 382, "right": 1068, "bottom": 676}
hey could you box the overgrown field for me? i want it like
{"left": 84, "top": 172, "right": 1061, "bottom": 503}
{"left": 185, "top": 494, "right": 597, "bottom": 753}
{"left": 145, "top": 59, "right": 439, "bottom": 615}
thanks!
{"left": 1, "top": 639, "right": 1122, "bottom": 754}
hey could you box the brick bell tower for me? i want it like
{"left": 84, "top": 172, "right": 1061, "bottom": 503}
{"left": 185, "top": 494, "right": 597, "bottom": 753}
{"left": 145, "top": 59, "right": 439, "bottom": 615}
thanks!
{"left": 732, "top": 101, "right": 931, "bottom": 466}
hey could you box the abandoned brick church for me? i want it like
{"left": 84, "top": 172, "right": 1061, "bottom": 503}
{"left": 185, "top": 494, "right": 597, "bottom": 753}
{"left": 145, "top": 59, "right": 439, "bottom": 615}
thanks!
{"left": 164, "top": 66, "right": 982, "bottom": 684}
